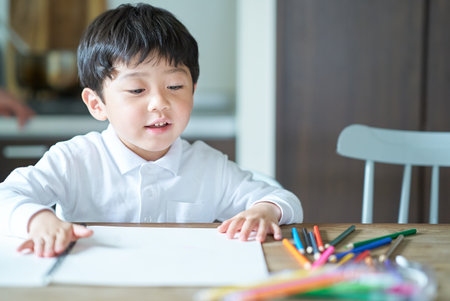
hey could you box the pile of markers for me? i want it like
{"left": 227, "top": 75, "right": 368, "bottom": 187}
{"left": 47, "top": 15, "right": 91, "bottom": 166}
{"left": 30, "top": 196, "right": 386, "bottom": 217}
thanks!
{"left": 197, "top": 226, "right": 437, "bottom": 301}
{"left": 286, "top": 225, "right": 416, "bottom": 270}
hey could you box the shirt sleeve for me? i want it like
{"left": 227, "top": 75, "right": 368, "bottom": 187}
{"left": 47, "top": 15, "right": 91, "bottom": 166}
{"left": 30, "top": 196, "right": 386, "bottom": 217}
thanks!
{"left": 0, "top": 142, "right": 74, "bottom": 238}
{"left": 214, "top": 153, "right": 303, "bottom": 224}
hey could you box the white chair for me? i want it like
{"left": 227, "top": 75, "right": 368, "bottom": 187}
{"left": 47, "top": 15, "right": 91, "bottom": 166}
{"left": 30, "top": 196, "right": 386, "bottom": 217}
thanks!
{"left": 337, "top": 124, "right": 450, "bottom": 224}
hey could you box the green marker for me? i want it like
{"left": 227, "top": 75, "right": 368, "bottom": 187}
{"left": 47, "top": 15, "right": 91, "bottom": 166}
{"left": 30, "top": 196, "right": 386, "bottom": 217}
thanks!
{"left": 346, "top": 228, "right": 417, "bottom": 249}
{"left": 325, "top": 225, "right": 355, "bottom": 248}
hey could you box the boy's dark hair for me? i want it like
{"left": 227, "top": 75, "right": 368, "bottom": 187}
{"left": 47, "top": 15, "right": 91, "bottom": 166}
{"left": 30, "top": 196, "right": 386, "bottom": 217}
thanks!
{"left": 77, "top": 3, "right": 199, "bottom": 98}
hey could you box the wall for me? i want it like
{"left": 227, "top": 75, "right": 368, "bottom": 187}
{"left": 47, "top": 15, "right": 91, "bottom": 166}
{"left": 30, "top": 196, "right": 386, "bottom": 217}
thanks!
{"left": 236, "top": 0, "right": 277, "bottom": 177}
{"left": 0, "top": 0, "right": 9, "bottom": 86}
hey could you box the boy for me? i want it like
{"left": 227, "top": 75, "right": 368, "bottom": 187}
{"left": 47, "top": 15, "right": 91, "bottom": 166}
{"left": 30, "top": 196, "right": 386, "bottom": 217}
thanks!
{"left": 0, "top": 3, "right": 302, "bottom": 257}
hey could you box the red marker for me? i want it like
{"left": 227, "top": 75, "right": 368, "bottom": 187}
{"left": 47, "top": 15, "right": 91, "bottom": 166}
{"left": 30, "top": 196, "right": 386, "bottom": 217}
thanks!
{"left": 354, "top": 250, "right": 371, "bottom": 263}
{"left": 313, "top": 225, "right": 325, "bottom": 252}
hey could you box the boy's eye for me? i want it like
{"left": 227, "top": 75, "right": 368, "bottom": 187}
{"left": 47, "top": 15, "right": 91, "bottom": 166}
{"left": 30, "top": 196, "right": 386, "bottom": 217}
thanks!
{"left": 128, "top": 89, "right": 145, "bottom": 94}
{"left": 168, "top": 85, "right": 183, "bottom": 90}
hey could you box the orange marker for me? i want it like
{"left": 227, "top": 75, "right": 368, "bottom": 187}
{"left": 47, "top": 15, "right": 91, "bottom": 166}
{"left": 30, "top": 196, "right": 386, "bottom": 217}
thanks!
{"left": 313, "top": 225, "right": 325, "bottom": 252}
{"left": 282, "top": 238, "right": 311, "bottom": 270}
{"left": 240, "top": 272, "right": 346, "bottom": 301}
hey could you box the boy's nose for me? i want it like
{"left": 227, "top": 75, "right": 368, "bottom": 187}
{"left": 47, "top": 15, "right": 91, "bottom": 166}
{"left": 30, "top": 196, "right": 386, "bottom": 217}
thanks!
{"left": 147, "top": 93, "right": 169, "bottom": 112}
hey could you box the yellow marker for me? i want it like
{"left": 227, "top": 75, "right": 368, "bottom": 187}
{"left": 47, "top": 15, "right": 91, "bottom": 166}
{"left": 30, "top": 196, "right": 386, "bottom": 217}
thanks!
{"left": 336, "top": 253, "right": 354, "bottom": 266}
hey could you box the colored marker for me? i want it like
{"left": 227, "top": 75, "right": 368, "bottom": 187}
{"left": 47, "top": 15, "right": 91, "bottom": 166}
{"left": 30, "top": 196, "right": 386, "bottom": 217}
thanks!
{"left": 302, "top": 228, "right": 313, "bottom": 254}
{"left": 325, "top": 225, "right": 355, "bottom": 248}
{"left": 330, "top": 237, "right": 392, "bottom": 262}
{"left": 282, "top": 238, "right": 311, "bottom": 270}
{"left": 364, "top": 254, "right": 375, "bottom": 268}
{"left": 353, "top": 250, "right": 371, "bottom": 263}
{"left": 291, "top": 228, "right": 305, "bottom": 254}
{"left": 336, "top": 253, "right": 354, "bottom": 266}
{"left": 309, "top": 231, "right": 320, "bottom": 260}
{"left": 235, "top": 270, "right": 348, "bottom": 301}
{"left": 313, "top": 225, "right": 325, "bottom": 252}
{"left": 311, "top": 246, "right": 335, "bottom": 270}
{"left": 379, "top": 234, "right": 404, "bottom": 262}
{"left": 346, "top": 229, "right": 416, "bottom": 249}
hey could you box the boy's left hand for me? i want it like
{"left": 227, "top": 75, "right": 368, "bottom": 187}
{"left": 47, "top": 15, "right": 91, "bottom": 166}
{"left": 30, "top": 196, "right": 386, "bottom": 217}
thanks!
{"left": 217, "top": 202, "right": 282, "bottom": 242}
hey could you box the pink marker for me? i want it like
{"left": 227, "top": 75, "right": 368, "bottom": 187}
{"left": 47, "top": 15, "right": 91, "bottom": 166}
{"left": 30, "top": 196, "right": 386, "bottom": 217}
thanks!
{"left": 311, "top": 246, "right": 335, "bottom": 270}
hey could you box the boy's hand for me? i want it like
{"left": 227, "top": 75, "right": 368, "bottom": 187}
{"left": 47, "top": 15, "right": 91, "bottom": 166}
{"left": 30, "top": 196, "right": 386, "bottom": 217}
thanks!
{"left": 17, "top": 210, "right": 93, "bottom": 257}
{"left": 217, "top": 202, "right": 282, "bottom": 242}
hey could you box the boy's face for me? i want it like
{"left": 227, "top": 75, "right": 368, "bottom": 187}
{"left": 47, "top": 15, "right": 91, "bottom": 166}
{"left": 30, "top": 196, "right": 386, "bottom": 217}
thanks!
{"left": 83, "top": 56, "right": 195, "bottom": 161}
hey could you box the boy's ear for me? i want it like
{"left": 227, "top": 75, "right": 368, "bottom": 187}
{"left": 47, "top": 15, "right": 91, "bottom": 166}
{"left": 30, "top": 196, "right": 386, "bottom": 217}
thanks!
{"left": 81, "top": 88, "right": 108, "bottom": 121}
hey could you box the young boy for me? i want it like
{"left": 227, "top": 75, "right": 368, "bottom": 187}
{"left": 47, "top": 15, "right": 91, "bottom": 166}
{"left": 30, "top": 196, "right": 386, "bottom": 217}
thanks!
{"left": 0, "top": 3, "right": 303, "bottom": 257}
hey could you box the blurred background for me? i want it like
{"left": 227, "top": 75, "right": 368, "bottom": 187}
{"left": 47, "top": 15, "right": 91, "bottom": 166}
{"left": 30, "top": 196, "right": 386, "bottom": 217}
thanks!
{"left": 0, "top": 0, "right": 449, "bottom": 223}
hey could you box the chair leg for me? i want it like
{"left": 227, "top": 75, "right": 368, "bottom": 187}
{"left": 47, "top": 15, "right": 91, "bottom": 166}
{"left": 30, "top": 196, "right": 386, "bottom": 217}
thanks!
{"left": 362, "top": 160, "right": 374, "bottom": 223}
{"left": 429, "top": 166, "right": 439, "bottom": 224}
{"left": 398, "top": 165, "right": 412, "bottom": 224}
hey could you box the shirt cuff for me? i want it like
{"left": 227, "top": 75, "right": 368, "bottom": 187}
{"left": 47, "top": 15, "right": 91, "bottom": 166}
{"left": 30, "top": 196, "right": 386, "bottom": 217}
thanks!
{"left": 9, "top": 203, "right": 53, "bottom": 238}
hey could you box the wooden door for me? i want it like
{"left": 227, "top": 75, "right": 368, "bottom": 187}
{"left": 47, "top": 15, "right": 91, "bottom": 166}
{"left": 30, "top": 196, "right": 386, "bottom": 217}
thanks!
{"left": 276, "top": 0, "right": 428, "bottom": 222}
{"left": 424, "top": 0, "right": 450, "bottom": 222}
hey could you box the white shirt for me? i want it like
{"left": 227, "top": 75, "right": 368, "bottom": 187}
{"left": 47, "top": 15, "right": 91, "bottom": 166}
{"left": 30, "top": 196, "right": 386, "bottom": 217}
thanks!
{"left": 0, "top": 125, "right": 303, "bottom": 238}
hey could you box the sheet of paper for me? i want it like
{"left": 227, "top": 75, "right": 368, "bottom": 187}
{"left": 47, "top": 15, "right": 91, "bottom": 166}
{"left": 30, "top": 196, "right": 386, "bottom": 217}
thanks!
{"left": 0, "top": 235, "right": 56, "bottom": 287}
{"left": 51, "top": 226, "right": 269, "bottom": 286}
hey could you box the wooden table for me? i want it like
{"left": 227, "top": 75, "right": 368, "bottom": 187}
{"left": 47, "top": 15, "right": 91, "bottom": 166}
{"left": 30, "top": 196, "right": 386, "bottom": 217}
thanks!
{"left": 1, "top": 223, "right": 448, "bottom": 301}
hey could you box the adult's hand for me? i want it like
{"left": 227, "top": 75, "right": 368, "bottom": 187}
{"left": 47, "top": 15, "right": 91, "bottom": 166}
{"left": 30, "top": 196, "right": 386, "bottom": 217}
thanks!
{"left": 0, "top": 89, "right": 36, "bottom": 128}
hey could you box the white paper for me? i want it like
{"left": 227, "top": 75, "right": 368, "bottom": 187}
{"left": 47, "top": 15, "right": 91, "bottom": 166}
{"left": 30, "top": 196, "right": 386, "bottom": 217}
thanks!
{"left": 51, "top": 226, "right": 269, "bottom": 286}
{"left": 0, "top": 236, "right": 56, "bottom": 287}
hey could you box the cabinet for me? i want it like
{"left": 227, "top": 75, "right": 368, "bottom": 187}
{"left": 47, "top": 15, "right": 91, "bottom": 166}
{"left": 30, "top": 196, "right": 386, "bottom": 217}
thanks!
{"left": 6, "top": 0, "right": 106, "bottom": 99}
{"left": 0, "top": 138, "right": 56, "bottom": 182}
{"left": 276, "top": 0, "right": 450, "bottom": 222}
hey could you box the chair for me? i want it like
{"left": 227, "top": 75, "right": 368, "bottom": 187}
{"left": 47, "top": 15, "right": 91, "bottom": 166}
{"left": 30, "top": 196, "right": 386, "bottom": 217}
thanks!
{"left": 336, "top": 124, "right": 450, "bottom": 224}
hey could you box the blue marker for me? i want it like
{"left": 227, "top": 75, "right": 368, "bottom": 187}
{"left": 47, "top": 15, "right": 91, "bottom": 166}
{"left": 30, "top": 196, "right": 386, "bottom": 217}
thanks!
{"left": 309, "top": 231, "right": 321, "bottom": 260}
{"left": 330, "top": 237, "right": 393, "bottom": 262}
{"left": 291, "top": 228, "right": 305, "bottom": 254}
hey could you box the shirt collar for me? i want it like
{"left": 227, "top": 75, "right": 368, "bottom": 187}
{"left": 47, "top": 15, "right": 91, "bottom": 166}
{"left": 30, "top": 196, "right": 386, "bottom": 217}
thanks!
{"left": 153, "top": 136, "right": 182, "bottom": 176}
{"left": 102, "top": 124, "right": 182, "bottom": 175}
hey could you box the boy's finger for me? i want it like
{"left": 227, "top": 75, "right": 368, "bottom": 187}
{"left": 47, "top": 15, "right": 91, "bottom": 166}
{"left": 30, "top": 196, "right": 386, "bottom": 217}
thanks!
{"left": 271, "top": 223, "right": 282, "bottom": 240}
{"left": 226, "top": 218, "right": 244, "bottom": 239}
{"left": 34, "top": 238, "right": 45, "bottom": 257}
{"left": 43, "top": 236, "right": 56, "bottom": 257}
{"left": 72, "top": 224, "right": 94, "bottom": 239}
{"left": 217, "top": 219, "right": 232, "bottom": 233}
{"left": 256, "top": 220, "right": 268, "bottom": 242}
{"left": 54, "top": 229, "right": 71, "bottom": 254}
{"left": 17, "top": 239, "right": 34, "bottom": 253}
{"left": 239, "top": 219, "right": 257, "bottom": 241}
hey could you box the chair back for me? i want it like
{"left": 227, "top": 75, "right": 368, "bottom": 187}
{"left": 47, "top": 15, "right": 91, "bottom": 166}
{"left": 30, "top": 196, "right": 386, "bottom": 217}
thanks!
{"left": 337, "top": 124, "right": 450, "bottom": 223}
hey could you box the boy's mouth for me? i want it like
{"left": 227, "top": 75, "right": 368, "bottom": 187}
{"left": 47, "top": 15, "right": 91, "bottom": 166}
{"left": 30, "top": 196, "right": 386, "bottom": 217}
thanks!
{"left": 146, "top": 121, "right": 171, "bottom": 128}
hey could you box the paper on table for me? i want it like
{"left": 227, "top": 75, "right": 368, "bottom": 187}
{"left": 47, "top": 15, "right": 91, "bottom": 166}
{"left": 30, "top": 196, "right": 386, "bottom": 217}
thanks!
{"left": 0, "top": 235, "right": 56, "bottom": 287}
{"left": 51, "top": 226, "right": 269, "bottom": 286}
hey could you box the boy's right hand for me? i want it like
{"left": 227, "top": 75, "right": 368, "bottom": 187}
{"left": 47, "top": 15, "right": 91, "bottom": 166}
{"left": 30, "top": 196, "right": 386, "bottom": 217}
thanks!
{"left": 17, "top": 210, "right": 93, "bottom": 257}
